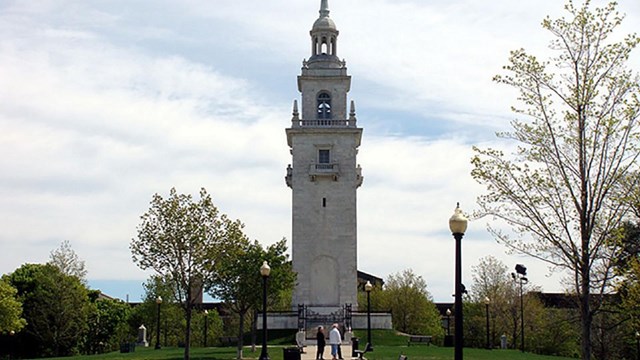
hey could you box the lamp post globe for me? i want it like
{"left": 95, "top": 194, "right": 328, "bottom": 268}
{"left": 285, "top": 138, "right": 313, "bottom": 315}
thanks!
{"left": 449, "top": 203, "right": 467, "bottom": 360}
{"left": 155, "top": 296, "right": 162, "bottom": 350}
{"left": 259, "top": 261, "right": 271, "bottom": 360}
{"left": 365, "top": 280, "right": 373, "bottom": 350}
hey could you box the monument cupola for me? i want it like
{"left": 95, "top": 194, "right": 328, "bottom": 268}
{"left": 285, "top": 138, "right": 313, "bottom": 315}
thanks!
{"left": 295, "top": 0, "right": 352, "bottom": 123}
{"left": 309, "top": 0, "right": 340, "bottom": 63}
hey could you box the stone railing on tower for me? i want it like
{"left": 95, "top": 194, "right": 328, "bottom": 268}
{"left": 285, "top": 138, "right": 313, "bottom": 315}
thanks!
{"left": 290, "top": 99, "right": 358, "bottom": 128}
{"left": 291, "top": 119, "right": 357, "bottom": 128}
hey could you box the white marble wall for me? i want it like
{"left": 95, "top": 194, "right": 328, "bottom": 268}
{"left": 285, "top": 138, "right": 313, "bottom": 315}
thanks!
{"left": 288, "top": 129, "right": 362, "bottom": 310}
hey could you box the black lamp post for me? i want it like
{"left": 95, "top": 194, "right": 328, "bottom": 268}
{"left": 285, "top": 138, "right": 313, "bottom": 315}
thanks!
{"left": 511, "top": 265, "right": 528, "bottom": 353}
{"left": 155, "top": 296, "right": 162, "bottom": 350}
{"left": 449, "top": 203, "right": 468, "bottom": 360}
{"left": 484, "top": 297, "right": 491, "bottom": 349}
{"left": 259, "top": 261, "right": 271, "bottom": 360}
{"left": 635, "top": 331, "right": 639, "bottom": 360}
{"left": 446, "top": 309, "right": 452, "bottom": 336}
{"left": 203, "top": 309, "right": 209, "bottom": 348}
{"left": 9, "top": 330, "right": 15, "bottom": 360}
{"left": 365, "top": 280, "right": 373, "bottom": 350}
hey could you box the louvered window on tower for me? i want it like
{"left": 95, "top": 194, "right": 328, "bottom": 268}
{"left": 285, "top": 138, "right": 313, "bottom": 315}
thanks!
{"left": 317, "top": 92, "right": 332, "bottom": 119}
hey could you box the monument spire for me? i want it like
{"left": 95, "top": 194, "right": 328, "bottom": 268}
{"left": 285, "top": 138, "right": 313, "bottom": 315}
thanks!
{"left": 320, "top": 0, "right": 330, "bottom": 18}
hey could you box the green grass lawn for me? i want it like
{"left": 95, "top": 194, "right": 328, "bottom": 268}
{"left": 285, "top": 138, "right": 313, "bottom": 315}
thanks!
{"left": 30, "top": 346, "right": 238, "bottom": 360}
{"left": 365, "top": 346, "right": 575, "bottom": 360}
{"left": 32, "top": 330, "right": 576, "bottom": 360}
{"left": 34, "top": 345, "right": 576, "bottom": 360}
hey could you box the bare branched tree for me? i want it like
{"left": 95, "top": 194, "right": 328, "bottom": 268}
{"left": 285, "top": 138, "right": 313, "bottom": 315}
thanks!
{"left": 472, "top": 2, "right": 640, "bottom": 359}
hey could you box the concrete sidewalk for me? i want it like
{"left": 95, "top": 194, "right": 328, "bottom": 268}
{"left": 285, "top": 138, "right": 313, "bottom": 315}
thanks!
{"left": 300, "top": 345, "right": 318, "bottom": 360}
{"left": 299, "top": 344, "right": 356, "bottom": 360}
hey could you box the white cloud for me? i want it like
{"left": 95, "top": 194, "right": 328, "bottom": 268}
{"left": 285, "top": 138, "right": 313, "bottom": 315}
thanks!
{"left": 0, "top": 0, "right": 636, "bottom": 301}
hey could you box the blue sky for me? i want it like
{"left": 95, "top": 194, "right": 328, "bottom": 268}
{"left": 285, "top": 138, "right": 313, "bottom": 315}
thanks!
{"left": 1, "top": 0, "right": 639, "bottom": 303}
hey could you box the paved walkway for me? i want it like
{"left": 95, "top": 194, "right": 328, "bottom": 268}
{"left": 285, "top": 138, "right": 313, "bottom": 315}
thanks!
{"left": 299, "top": 344, "right": 356, "bottom": 360}
{"left": 300, "top": 345, "right": 318, "bottom": 360}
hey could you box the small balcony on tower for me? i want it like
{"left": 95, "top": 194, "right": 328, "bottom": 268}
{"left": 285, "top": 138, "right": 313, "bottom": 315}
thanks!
{"left": 309, "top": 163, "right": 339, "bottom": 181}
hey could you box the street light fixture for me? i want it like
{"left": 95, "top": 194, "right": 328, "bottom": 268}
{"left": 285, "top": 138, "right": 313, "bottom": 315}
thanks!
{"left": 155, "top": 296, "right": 162, "bottom": 350}
{"left": 203, "top": 309, "right": 209, "bottom": 348}
{"left": 484, "top": 297, "right": 491, "bottom": 350}
{"left": 635, "top": 331, "right": 640, "bottom": 360}
{"left": 9, "top": 330, "right": 15, "bottom": 360}
{"left": 365, "top": 280, "right": 373, "bottom": 351}
{"left": 259, "top": 261, "right": 271, "bottom": 360}
{"left": 446, "top": 309, "right": 452, "bottom": 336}
{"left": 449, "top": 203, "right": 468, "bottom": 360}
{"left": 511, "top": 265, "right": 528, "bottom": 353}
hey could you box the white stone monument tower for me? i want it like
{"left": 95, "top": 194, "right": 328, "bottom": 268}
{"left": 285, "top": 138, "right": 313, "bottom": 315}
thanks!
{"left": 285, "top": 0, "right": 363, "bottom": 314}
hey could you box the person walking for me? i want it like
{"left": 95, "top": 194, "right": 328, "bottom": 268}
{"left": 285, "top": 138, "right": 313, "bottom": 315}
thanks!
{"left": 329, "top": 324, "right": 342, "bottom": 360}
{"left": 316, "top": 326, "right": 326, "bottom": 360}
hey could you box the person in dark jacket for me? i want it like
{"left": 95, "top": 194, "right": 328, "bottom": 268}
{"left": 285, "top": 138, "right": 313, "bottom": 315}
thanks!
{"left": 316, "top": 326, "right": 326, "bottom": 360}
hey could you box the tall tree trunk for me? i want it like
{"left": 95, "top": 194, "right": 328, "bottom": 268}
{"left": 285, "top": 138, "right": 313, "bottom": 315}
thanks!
{"left": 237, "top": 310, "right": 246, "bottom": 359}
{"left": 251, "top": 309, "right": 257, "bottom": 352}
{"left": 580, "top": 260, "right": 592, "bottom": 360}
{"left": 579, "top": 112, "right": 592, "bottom": 360}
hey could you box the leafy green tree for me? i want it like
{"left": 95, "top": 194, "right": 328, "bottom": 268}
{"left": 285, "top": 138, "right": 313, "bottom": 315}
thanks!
{"left": 619, "top": 255, "right": 640, "bottom": 330}
{"left": 589, "top": 302, "right": 631, "bottom": 360}
{"left": 534, "top": 307, "right": 580, "bottom": 357}
{"left": 611, "top": 221, "right": 640, "bottom": 276}
{"left": 210, "top": 238, "right": 296, "bottom": 359}
{"left": 189, "top": 309, "right": 224, "bottom": 348}
{"left": 7, "top": 263, "right": 89, "bottom": 358}
{"left": 48, "top": 240, "right": 87, "bottom": 283}
{"left": 382, "top": 269, "right": 441, "bottom": 338}
{"left": 604, "top": 190, "right": 640, "bottom": 357}
{"left": 133, "top": 274, "right": 199, "bottom": 348}
{"left": 609, "top": 221, "right": 640, "bottom": 333}
{"left": 470, "top": 256, "right": 510, "bottom": 300}
{"left": 83, "top": 291, "right": 131, "bottom": 354}
{"left": 469, "top": 256, "right": 542, "bottom": 351}
{"left": 131, "top": 187, "right": 240, "bottom": 360}
{"left": 471, "top": 2, "right": 640, "bottom": 358}
{"left": 469, "top": 256, "right": 517, "bottom": 348}
{"left": 0, "top": 278, "right": 26, "bottom": 333}
{"left": 357, "top": 283, "right": 386, "bottom": 313}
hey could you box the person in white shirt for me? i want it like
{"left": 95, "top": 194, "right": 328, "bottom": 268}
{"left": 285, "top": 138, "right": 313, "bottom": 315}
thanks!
{"left": 328, "top": 323, "right": 342, "bottom": 360}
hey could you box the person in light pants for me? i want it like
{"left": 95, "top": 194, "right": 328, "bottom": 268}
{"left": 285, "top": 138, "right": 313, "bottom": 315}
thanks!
{"left": 329, "top": 324, "right": 342, "bottom": 360}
